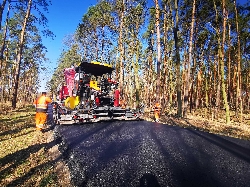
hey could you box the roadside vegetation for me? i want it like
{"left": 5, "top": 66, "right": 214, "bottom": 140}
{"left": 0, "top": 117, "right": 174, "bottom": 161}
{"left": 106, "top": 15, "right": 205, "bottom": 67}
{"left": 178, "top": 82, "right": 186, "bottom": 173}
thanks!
{"left": 146, "top": 108, "right": 250, "bottom": 140}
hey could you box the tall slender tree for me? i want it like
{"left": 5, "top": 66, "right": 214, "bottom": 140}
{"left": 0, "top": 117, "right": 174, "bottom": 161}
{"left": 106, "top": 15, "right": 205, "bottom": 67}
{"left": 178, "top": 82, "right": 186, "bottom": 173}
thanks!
{"left": 10, "top": 0, "right": 52, "bottom": 108}
{"left": 234, "top": 0, "right": 243, "bottom": 122}
{"left": 173, "top": 0, "right": 182, "bottom": 117}
{"left": 12, "top": 0, "right": 32, "bottom": 108}
{"left": 118, "top": 0, "right": 126, "bottom": 98}
{"left": 221, "top": 0, "right": 230, "bottom": 124}
{"left": 154, "top": 0, "right": 161, "bottom": 103}
{"left": 183, "top": 0, "right": 196, "bottom": 117}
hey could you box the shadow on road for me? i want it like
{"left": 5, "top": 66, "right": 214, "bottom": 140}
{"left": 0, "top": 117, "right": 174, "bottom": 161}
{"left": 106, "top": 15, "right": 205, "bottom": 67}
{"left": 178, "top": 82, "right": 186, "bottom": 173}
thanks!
{"left": 149, "top": 124, "right": 223, "bottom": 187}
{"left": 53, "top": 119, "right": 250, "bottom": 187}
{"left": 187, "top": 128, "right": 250, "bottom": 163}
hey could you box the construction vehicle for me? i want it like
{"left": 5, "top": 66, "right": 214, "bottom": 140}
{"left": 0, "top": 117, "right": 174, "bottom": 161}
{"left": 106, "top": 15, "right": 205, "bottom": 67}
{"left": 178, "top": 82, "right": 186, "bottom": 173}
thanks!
{"left": 52, "top": 61, "right": 143, "bottom": 125}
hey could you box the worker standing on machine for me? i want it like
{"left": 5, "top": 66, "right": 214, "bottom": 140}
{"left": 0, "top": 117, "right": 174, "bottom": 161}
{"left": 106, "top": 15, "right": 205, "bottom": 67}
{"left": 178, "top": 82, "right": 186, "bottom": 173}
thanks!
{"left": 64, "top": 93, "right": 80, "bottom": 110}
{"left": 33, "top": 92, "right": 52, "bottom": 130}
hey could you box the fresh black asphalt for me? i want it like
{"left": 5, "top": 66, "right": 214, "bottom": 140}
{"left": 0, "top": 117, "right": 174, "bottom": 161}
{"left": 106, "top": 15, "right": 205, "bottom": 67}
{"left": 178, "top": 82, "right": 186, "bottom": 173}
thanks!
{"left": 51, "top": 117, "right": 250, "bottom": 187}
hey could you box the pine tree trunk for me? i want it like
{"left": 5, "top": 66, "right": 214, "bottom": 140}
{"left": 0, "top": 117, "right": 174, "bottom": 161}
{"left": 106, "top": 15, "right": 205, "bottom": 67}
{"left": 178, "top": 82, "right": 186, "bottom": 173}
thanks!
{"left": 12, "top": 0, "right": 32, "bottom": 109}
{"left": 227, "top": 24, "right": 232, "bottom": 104}
{"left": 216, "top": 56, "right": 221, "bottom": 118}
{"left": 94, "top": 29, "right": 98, "bottom": 60}
{"left": 190, "top": 40, "right": 197, "bottom": 113}
{"left": 205, "top": 72, "right": 209, "bottom": 118}
{"left": 155, "top": 0, "right": 161, "bottom": 103}
{"left": 234, "top": 0, "right": 243, "bottom": 122}
{"left": 213, "top": 0, "right": 221, "bottom": 119}
{"left": 101, "top": 26, "right": 105, "bottom": 63}
{"left": 247, "top": 75, "right": 250, "bottom": 110}
{"left": 184, "top": 0, "right": 196, "bottom": 117}
{"left": 147, "top": 31, "right": 154, "bottom": 109}
{"left": 169, "top": 63, "right": 174, "bottom": 113}
{"left": 118, "top": 0, "right": 125, "bottom": 97}
{"left": 174, "top": 0, "right": 182, "bottom": 117}
{"left": 221, "top": 0, "right": 230, "bottom": 124}
{"left": 135, "top": 43, "right": 140, "bottom": 109}
{"left": 163, "top": 2, "right": 169, "bottom": 113}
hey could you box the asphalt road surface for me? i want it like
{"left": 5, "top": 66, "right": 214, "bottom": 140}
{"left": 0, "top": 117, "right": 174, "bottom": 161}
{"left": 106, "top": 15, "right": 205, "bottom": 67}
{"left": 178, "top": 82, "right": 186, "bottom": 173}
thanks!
{"left": 51, "top": 118, "right": 250, "bottom": 187}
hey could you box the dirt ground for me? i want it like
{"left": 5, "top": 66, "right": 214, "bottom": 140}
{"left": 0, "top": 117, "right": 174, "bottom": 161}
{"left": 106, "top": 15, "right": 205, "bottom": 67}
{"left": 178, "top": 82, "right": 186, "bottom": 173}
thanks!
{"left": 45, "top": 129, "right": 72, "bottom": 186}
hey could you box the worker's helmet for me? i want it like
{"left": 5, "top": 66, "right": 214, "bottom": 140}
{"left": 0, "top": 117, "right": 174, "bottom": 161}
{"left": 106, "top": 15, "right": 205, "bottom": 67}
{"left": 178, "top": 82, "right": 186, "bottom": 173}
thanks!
{"left": 155, "top": 102, "right": 160, "bottom": 107}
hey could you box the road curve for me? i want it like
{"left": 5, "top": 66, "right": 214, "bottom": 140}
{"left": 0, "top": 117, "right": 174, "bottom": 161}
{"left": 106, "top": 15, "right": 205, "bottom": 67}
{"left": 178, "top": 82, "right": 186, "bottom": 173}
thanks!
{"left": 51, "top": 118, "right": 250, "bottom": 187}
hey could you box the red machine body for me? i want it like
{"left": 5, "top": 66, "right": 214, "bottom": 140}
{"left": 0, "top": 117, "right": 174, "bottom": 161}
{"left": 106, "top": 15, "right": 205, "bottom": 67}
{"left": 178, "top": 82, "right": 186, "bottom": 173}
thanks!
{"left": 59, "top": 86, "right": 69, "bottom": 100}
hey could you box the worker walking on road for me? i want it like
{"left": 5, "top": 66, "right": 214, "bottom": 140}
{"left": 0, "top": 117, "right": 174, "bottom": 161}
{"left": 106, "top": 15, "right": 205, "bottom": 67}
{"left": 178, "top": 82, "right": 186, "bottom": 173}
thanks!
{"left": 153, "top": 102, "right": 161, "bottom": 122}
{"left": 33, "top": 92, "right": 52, "bottom": 130}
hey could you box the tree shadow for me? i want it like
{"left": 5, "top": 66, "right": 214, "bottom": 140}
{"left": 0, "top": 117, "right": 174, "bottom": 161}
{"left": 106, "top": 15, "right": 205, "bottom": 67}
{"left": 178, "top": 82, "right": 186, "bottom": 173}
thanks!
{"left": 55, "top": 121, "right": 139, "bottom": 186}
{"left": 178, "top": 119, "right": 250, "bottom": 163}
{"left": 4, "top": 154, "right": 62, "bottom": 187}
{"left": 56, "top": 122, "right": 111, "bottom": 158}
{"left": 0, "top": 118, "right": 12, "bottom": 123}
{"left": 0, "top": 123, "right": 34, "bottom": 141}
{"left": 1, "top": 113, "right": 33, "bottom": 123}
{"left": 0, "top": 128, "right": 34, "bottom": 142}
{"left": 186, "top": 127, "right": 250, "bottom": 163}
{"left": 162, "top": 120, "right": 250, "bottom": 184}
{"left": 149, "top": 124, "right": 223, "bottom": 187}
{"left": 0, "top": 137, "right": 62, "bottom": 186}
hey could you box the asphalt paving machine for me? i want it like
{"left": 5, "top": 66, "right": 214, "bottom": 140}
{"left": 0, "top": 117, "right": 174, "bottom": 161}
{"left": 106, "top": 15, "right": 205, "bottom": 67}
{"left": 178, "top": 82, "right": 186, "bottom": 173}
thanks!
{"left": 52, "top": 61, "right": 142, "bottom": 125}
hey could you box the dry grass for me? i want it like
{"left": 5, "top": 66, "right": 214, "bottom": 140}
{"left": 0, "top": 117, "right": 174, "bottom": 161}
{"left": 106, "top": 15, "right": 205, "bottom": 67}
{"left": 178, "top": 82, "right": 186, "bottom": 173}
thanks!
{"left": 0, "top": 105, "right": 71, "bottom": 187}
{"left": 144, "top": 108, "right": 250, "bottom": 140}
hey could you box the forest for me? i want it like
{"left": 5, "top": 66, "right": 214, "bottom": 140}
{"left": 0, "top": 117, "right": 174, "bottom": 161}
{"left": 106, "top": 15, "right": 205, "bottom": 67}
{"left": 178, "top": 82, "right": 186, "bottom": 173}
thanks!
{"left": 0, "top": 0, "right": 249, "bottom": 125}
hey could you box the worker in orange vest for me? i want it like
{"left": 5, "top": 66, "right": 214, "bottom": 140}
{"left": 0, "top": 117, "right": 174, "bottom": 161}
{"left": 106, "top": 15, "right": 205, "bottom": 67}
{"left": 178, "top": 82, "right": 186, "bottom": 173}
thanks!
{"left": 33, "top": 92, "right": 52, "bottom": 130}
{"left": 119, "top": 98, "right": 126, "bottom": 109}
{"left": 153, "top": 102, "right": 161, "bottom": 122}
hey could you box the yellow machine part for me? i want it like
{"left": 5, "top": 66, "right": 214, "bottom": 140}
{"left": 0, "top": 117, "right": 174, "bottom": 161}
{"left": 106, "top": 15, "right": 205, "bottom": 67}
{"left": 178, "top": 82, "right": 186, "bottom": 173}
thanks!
{"left": 64, "top": 96, "right": 80, "bottom": 110}
{"left": 91, "top": 61, "right": 113, "bottom": 68}
{"left": 90, "top": 80, "right": 100, "bottom": 91}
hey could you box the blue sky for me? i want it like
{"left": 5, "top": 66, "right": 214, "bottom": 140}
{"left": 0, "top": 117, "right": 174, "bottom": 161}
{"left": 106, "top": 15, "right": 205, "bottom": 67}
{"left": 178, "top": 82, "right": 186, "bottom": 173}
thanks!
{"left": 39, "top": 0, "right": 97, "bottom": 92}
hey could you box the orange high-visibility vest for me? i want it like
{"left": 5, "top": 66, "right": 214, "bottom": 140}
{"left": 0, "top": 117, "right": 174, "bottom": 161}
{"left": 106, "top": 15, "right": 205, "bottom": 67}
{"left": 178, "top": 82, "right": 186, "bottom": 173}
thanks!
{"left": 154, "top": 103, "right": 161, "bottom": 112}
{"left": 34, "top": 95, "right": 52, "bottom": 112}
